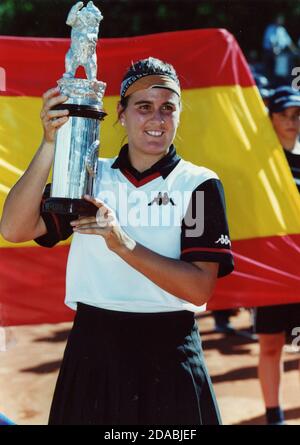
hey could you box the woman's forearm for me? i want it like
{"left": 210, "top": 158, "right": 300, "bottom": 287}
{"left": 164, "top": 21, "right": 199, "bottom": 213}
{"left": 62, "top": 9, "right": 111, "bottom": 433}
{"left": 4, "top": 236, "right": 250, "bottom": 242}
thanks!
{"left": 0, "top": 140, "right": 54, "bottom": 241}
{"left": 1, "top": 88, "right": 70, "bottom": 242}
{"left": 114, "top": 242, "right": 218, "bottom": 307}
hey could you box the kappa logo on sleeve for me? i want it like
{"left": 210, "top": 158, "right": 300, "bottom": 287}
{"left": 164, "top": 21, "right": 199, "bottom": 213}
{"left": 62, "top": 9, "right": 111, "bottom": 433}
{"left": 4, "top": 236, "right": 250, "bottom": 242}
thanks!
{"left": 148, "top": 192, "right": 176, "bottom": 206}
{"left": 215, "top": 234, "right": 231, "bottom": 246}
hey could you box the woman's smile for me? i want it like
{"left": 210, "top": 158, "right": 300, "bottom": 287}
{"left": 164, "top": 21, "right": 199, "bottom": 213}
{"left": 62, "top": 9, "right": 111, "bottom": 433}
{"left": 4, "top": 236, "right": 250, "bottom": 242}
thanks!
{"left": 144, "top": 130, "right": 164, "bottom": 137}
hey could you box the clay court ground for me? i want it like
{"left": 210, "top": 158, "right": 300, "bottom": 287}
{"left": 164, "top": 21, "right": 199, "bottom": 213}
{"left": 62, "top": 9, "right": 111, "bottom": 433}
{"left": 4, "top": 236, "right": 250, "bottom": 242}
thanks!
{"left": 0, "top": 310, "right": 299, "bottom": 425}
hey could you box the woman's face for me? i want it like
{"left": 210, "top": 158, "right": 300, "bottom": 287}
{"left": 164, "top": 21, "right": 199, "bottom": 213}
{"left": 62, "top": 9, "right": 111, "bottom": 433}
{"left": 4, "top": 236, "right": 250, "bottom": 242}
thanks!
{"left": 118, "top": 87, "right": 181, "bottom": 157}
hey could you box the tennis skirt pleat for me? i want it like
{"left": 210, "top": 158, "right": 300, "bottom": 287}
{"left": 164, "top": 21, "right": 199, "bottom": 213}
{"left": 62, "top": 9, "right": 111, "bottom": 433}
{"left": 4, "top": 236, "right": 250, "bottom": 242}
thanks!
{"left": 48, "top": 303, "right": 221, "bottom": 425}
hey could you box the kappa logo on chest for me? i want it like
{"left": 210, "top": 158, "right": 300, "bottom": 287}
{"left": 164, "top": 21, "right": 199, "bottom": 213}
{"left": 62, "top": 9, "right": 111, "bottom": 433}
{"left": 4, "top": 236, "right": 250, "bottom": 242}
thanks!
{"left": 148, "top": 192, "right": 176, "bottom": 206}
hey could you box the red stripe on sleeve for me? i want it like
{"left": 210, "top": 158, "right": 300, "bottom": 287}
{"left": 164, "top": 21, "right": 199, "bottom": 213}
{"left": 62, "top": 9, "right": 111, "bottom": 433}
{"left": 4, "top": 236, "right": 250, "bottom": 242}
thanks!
{"left": 181, "top": 247, "right": 233, "bottom": 255}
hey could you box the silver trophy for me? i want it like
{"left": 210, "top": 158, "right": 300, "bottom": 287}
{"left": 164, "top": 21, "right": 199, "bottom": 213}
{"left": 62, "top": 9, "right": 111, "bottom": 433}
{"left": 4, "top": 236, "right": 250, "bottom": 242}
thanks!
{"left": 43, "top": 1, "right": 107, "bottom": 215}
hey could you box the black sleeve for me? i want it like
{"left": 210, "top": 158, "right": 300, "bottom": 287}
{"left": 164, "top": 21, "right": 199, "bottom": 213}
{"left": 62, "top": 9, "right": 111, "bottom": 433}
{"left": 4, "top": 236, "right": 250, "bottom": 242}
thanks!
{"left": 180, "top": 178, "right": 234, "bottom": 278}
{"left": 34, "top": 184, "right": 77, "bottom": 248}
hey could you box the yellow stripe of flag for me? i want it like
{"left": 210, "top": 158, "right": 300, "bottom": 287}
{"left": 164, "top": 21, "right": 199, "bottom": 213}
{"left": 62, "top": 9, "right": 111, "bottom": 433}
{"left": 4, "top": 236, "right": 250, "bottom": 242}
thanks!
{"left": 1, "top": 85, "right": 300, "bottom": 248}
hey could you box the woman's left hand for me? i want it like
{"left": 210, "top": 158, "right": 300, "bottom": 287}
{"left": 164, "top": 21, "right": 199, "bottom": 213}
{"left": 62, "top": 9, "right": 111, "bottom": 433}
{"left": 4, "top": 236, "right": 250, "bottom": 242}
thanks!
{"left": 70, "top": 195, "right": 136, "bottom": 253}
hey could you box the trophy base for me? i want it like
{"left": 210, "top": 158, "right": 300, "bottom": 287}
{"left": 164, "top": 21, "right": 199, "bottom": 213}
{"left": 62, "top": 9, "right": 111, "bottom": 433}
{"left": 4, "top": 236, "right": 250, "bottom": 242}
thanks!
{"left": 43, "top": 198, "right": 97, "bottom": 216}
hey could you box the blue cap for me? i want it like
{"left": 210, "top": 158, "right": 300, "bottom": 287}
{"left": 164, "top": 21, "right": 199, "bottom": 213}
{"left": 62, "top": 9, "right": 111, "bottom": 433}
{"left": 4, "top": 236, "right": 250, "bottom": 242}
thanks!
{"left": 268, "top": 86, "right": 300, "bottom": 113}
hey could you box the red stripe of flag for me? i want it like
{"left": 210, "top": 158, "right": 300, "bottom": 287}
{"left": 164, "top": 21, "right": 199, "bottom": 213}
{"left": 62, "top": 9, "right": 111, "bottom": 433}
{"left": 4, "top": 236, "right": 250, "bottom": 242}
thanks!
{"left": 0, "top": 29, "right": 254, "bottom": 97}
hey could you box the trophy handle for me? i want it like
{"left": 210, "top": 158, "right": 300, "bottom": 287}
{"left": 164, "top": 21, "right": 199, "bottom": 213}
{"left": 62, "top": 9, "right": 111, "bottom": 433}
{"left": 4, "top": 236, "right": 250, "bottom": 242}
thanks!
{"left": 86, "top": 139, "right": 99, "bottom": 177}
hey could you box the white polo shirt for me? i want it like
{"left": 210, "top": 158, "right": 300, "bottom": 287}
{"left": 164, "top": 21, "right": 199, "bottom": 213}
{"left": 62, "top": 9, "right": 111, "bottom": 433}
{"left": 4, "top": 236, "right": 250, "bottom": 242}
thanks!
{"left": 35, "top": 145, "right": 234, "bottom": 313}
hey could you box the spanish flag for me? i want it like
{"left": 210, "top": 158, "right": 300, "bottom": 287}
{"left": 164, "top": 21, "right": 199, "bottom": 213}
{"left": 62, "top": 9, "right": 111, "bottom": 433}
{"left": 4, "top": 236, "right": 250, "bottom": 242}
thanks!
{"left": 1, "top": 29, "right": 300, "bottom": 326}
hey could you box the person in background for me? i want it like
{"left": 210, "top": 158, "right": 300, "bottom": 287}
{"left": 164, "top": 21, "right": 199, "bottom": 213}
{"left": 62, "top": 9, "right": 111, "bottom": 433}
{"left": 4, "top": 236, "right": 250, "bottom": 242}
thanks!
{"left": 262, "top": 14, "right": 298, "bottom": 82}
{"left": 253, "top": 86, "right": 300, "bottom": 425}
{"left": 269, "top": 86, "right": 300, "bottom": 179}
{"left": 212, "top": 309, "right": 237, "bottom": 334}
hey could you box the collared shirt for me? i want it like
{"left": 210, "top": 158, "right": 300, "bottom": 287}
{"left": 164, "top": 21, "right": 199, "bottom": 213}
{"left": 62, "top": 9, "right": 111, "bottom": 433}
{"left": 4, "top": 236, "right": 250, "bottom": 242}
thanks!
{"left": 111, "top": 144, "right": 181, "bottom": 184}
{"left": 35, "top": 145, "right": 234, "bottom": 313}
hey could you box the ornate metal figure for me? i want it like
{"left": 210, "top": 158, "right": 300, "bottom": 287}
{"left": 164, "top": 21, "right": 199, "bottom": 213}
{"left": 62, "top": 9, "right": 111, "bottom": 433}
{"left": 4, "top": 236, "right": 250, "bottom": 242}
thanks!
{"left": 64, "top": 1, "right": 103, "bottom": 80}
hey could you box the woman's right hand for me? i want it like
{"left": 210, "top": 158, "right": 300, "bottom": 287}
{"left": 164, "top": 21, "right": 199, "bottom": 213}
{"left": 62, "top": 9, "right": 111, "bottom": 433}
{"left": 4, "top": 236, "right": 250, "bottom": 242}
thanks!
{"left": 40, "top": 86, "right": 69, "bottom": 144}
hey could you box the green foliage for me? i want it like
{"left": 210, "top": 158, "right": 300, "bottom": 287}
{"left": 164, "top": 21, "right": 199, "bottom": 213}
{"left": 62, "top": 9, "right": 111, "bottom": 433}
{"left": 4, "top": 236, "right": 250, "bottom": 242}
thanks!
{"left": 1, "top": 0, "right": 300, "bottom": 57}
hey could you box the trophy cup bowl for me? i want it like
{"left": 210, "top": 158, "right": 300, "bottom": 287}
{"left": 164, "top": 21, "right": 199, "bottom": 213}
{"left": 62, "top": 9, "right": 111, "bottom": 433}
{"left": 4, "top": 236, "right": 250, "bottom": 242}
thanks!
{"left": 43, "top": 1, "right": 106, "bottom": 216}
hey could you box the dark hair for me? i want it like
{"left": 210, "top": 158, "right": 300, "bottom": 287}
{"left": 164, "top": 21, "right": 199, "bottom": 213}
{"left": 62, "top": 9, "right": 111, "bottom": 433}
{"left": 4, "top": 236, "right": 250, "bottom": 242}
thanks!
{"left": 119, "top": 57, "right": 180, "bottom": 109}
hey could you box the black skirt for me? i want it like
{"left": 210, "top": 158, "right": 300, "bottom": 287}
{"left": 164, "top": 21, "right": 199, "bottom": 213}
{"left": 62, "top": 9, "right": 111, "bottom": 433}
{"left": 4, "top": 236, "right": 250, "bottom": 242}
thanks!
{"left": 49, "top": 303, "right": 221, "bottom": 425}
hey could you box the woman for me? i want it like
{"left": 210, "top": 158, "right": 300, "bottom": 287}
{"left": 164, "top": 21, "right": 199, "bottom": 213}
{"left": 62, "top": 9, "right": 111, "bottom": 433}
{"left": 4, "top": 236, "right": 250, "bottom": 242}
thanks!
{"left": 0, "top": 57, "right": 234, "bottom": 425}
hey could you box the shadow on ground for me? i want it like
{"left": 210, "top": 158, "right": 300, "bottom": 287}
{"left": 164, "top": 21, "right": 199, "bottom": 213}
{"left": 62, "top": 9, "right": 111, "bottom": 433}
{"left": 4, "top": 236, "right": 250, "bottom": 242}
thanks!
{"left": 211, "top": 358, "right": 299, "bottom": 384}
{"left": 200, "top": 329, "right": 299, "bottom": 383}
{"left": 235, "top": 406, "right": 300, "bottom": 425}
{"left": 21, "top": 360, "right": 62, "bottom": 374}
{"left": 201, "top": 331, "right": 255, "bottom": 356}
{"left": 34, "top": 329, "right": 70, "bottom": 343}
